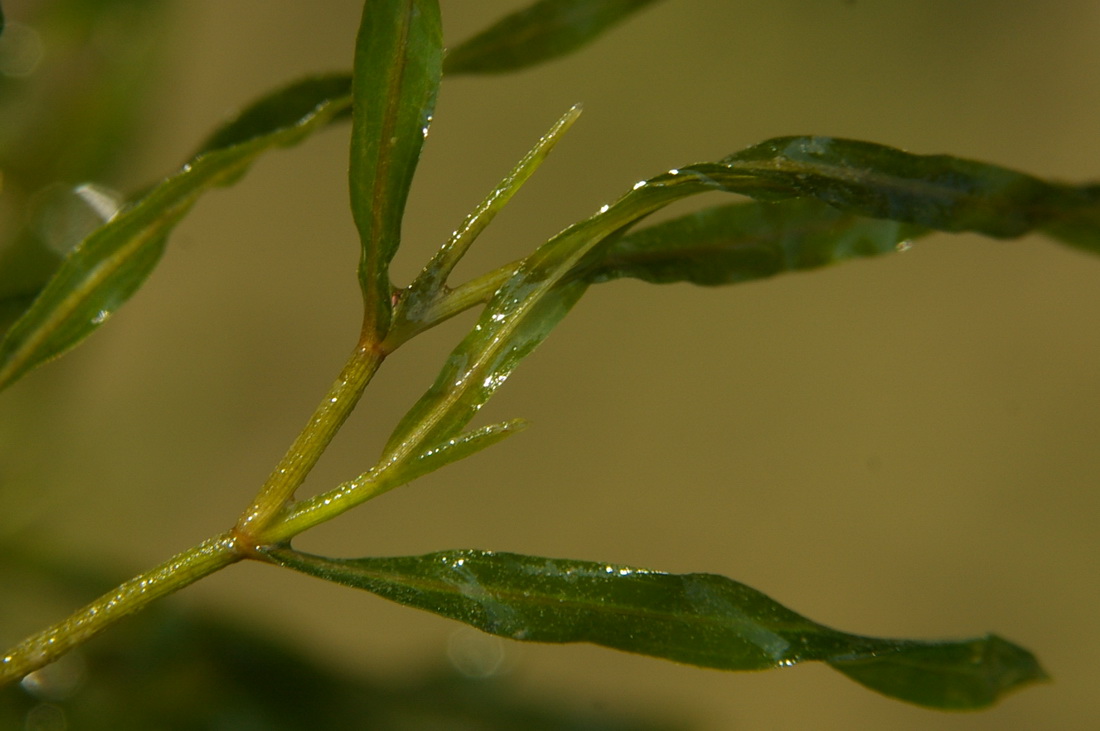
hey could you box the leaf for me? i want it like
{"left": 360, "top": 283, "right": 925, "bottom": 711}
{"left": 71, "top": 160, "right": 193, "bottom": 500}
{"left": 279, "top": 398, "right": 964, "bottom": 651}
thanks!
{"left": 349, "top": 0, "right": 442, "bottom": 343}
{"left": 0, "top": 1, "right": 175, "bottom": 330}
{"left": 445, "top": 0, "right": 665, "bottom": 75}
{"left": 0, "top": 545, "right": 676, "bottom": 731}
{"left": 379, "top": 134, "right": 1100, "bottom": 473}
{"left": 376, "top": 182, "right": 683, "bottom": 469}
{"left": 394, "top": 105, "right": 582, "bottom": 336}
{"left": 720, "top": 136, "right": 1100, "bottom": 254}
{"left": 262, "top": 547, "right": 1048, "bottom": 710}
{"left": 377, "top": 159, "right": 861, "bottom": 466}
{"left": 585, "top": 198, "right": 929, "bottom": 287}
{"left": 0, "top": 75, "right": 353, "bottom": 392}
{"left": 0, "top": 292, "right": 35, "bottom": 340}
{"left": 0, "top": 239, "right": 62, "bottom": 342}
{"left": 380, "top": 419, "right": 528, "bottom": 492}
{"left": 195, "top": 74, "right": 352, "bottom": 155}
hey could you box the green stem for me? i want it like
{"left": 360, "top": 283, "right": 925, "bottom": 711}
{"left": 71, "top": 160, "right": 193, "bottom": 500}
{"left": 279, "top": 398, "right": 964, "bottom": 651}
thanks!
{"left": 384, "top": 259, "right": 517, "bottom": 349}
{"left": 0, "top": 533, "right": 241, "bottom": 686}
{"left": 235, "top": 338, "right": 385, "bottom": 538}
{"left": 0, "top": 331, "right": 386, "bottom": 686}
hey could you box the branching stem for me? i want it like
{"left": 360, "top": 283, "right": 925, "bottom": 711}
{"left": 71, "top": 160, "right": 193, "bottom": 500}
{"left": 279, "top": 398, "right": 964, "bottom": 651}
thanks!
{"left": 234, "top": 332, "right": 387, "bottom": 541}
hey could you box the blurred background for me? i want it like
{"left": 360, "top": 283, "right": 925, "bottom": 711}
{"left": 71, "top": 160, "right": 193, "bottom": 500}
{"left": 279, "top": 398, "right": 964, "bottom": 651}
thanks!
{"left": 2, "top": 0, "right": 1099, "bottom": 728}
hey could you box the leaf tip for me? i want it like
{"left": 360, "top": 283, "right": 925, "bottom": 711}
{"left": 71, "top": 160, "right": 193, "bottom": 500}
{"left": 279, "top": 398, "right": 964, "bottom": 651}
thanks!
{"left": 829, "top": 632, "right": 1049, "bottom": 710}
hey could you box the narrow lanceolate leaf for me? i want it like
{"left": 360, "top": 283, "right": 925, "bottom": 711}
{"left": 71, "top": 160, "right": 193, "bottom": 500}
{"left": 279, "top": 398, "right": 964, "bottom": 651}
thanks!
{"left": 260, "top": 420, "right": 529, "bottom": 544}
{"left": 445, "top": 0, "right": 664, "bottom": 75}
{"left": 377, "top": 168, "right": 700, "bottom": 468}
{"left": 394, "top": 105, "right": 582, "bottom": 336}
{"left": 349, "top": 0, "right": 442, "bottom": 344}
{"left": 0, "top": 76, "right": 353, "bottom": 392}
{"left": 585, "top": 198, "right": 929, "bottom": 286}
{"left": 263, "top": 548, "right": 1047, "bottom": 710}
{"left": 378, "top": 136, "right": 1100, "bottom": 471}
{"left": 195, "top": 75, "right": 352, "bottom": 155}
{"left": 376, "top": 420, "right": 528, "bottom": 495}
{"left": 720, "top": 136, "right": 1100, "bottom": 254}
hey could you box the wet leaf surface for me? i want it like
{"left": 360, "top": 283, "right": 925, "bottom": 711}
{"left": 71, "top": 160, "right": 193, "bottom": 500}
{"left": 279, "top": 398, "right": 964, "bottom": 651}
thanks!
{"left": 0, "top": 547, "right": 681, "bottom": 731}
{"left": 349, "top": 0, "right": 442, "bottom": 342}
{"left": 265, "top": 547, "right": 1048, "bottom": 710}
{"left": 0, "top": 74, "right": 353, "bottom": 392}
{"left": 585, "top": 198, "right": 929, "bottom": 287}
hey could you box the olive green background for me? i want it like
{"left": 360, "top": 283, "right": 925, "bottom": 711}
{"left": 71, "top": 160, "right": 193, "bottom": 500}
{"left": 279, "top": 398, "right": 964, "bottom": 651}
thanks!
{"left": 3, "top": 1, "right": 1100, "bottom": 728}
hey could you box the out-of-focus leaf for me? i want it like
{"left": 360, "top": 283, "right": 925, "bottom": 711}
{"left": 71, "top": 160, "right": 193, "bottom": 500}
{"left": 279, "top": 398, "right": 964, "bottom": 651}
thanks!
{"left": 0, "top": 293, "right": 34, "bottom": 339}
{"left": 195, "top": 74, "right": 352, "bottom": 155}
{"left": 0, "top": 242, "right": 61, "bottom": 342}
{"left": 586, "top": 198, "right": 929, "bottom": 286}
{"left": 0, "top": 0, "right": 173, "bottom": 332}
{"left": 445, "top": 0, "right": 664, "bottom": 75}
{"left": 720, "top": 136, "right": 1100, "bottom": 254}
{"left": 0, "top": 77, "right": 353, "bottom": 392}
{"left": 264, "top": 547, "right": 1047, "bottom": 711}
{"left": 349, "top": 0, "right": 442, "bottom": 343}
{"left": 0, "top": 182, "right": 128, "bottom": 343}
{"left": 0, "top": 547, "right": 681, "bottom": 731}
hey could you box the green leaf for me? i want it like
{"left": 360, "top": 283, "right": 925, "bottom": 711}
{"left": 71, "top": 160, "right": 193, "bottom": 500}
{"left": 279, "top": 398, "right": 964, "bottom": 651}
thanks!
{"left": 0, "top": 544, "right": 676, "bottom": 731}
{"left": 392, "top": 104, "right": 582, "bottom": 342}
{"left": 445, "top": 0, "right": 665, "bottom": 75}
{"left": 0, "top": 292, "right": 35, "bottom": 340}
{"left": 0, "top": 75, "right": 353, "bottom": 392}
{"left": 377, "top": 183, "right": 680, "bottom": 469}
{"left": 586, "top": 198, "right": 929, "bottom": 287}
{"left": 374, "top": 157, "right": 813, "bottom": 466}
{"left": 720, "top": 136, "right": 1100, "bottom": 254}
{"left": 195, "top": 74, "right": 352, "bottom": 155}
{"left": 379, "top": 419, "right": 528, "bottom": 494}
{"left": 263, "top": 547, "right": 1047, "bottom": 710}
{"left": 379, "top": 134, "right": 1100, "bottom": 471}
{"left": 349, "top": 0, "right": 442, "bottom": 343}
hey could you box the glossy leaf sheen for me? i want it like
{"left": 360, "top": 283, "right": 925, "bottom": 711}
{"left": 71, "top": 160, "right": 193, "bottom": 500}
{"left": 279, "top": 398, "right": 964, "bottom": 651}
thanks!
{"left": 378, "top": 182, "right": 684, "bottom": 465}
{"left": 587, "top": 198, "right": 929, "bottom": 286}
{"left": 0, "top": 547, "right": 673, "bottom": 731}
{"left": 445, "top": 0, "right": 664, "bottom": 75}
{"left": 0, "top": 75, "right": 353, "bottom": 392}
{"left": 395, "top": 105, "right": 581, "bottom": 334}
{"left": 722, "top": 136, "right": 1100, "bottom": 253}
{"left": 379, "top": 134, "right": 1100, "bottom": 465}
{"left": 377, "top": 420, "right": 527, "bottom": 496}
{"left": 349, "top": 0, "right": 442, "bottom": 342}
{"left": 264, "top": 548, "right": 1047, "bottom": 710}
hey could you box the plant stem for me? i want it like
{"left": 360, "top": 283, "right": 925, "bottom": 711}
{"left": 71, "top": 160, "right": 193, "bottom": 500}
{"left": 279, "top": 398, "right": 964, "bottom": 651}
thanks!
{"left": 0, "top": 532, "right": 241, "bottom": 686}
{"left": 384, "top": 260, "right": 518, "bottom": 349}
{"left": 248, "top": 469, "right": 394, "bottom": 545}
{"left": 0, "top": 331, "right": 386, "bottom": 686}
{"left": 235, "top": 337, "right": 386, "bottom": 540}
